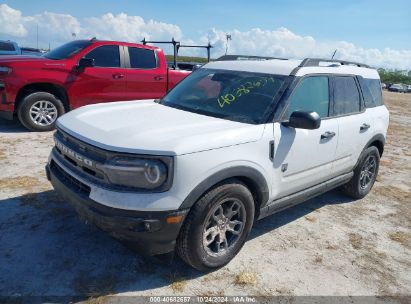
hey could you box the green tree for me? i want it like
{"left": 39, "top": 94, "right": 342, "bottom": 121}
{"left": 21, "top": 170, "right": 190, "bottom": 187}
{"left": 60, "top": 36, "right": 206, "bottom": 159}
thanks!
{"left": 379, "top": 70, "right": 411, "bottom": 85}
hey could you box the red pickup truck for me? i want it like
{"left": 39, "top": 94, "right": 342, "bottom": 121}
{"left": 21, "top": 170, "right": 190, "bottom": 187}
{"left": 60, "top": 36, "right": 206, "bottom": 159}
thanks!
{"left": 0, "top": 39, "right": 190, "bottom": 131}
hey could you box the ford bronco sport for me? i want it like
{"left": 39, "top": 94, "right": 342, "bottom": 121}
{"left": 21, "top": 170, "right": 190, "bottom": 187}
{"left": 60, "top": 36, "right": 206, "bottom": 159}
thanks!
{"left": 46, "top": 57, "right": 389, "bottom": 271}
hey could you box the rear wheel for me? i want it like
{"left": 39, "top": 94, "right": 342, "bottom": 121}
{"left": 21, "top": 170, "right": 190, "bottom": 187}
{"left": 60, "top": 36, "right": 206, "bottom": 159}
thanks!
{"left": 342, "top": 146, "right": 380, "bottom": 199}
{"left": 177, "top": 180, "right": 254, "bottom": 271}
{"left": 17, "top": 92, "right": 65, "bottom": 131}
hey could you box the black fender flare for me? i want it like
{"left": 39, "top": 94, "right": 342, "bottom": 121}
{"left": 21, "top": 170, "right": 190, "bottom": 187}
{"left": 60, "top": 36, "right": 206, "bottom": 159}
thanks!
{"left": 179, "top": 166, "right": 270, "bottom": 210}
{"left": 352, "top": 133, "right": 385, "bottom": 170}
{"left": 364, "top": 133, "right": 385, "bottom": 156}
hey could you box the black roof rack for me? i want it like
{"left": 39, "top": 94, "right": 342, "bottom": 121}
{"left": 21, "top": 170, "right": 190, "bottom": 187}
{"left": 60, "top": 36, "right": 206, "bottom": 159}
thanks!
{"left": 299, "top": 58, "right": 369, "bottom": 68}
{"left": 216, "top": 55, "right": 288, "bottom": 61}
{"left": 141, "top": 38, "right": 212, "bottom": 69}
{"left": 289, "top": 57, "right": 370, "bottom": 76}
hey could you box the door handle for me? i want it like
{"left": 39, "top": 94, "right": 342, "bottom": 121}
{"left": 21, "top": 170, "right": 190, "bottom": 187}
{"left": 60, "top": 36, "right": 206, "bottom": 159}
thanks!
{"left": 112, "top": 73, "right": 125, "bottom": 79}
{"left": 360, "top": 123, "right": 370, "bottom": 131}
{"left": 321, "top": 131, "right": 336, "bottom": 140}
{"left": 154, "top": 75, "right": 165, "bottom": 81}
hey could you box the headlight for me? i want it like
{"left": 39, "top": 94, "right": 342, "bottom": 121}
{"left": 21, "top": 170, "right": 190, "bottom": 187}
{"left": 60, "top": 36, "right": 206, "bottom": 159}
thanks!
{"left": 0, "top": 67, "right": 11, "bottom": 75}
{"left": 101, "top": 156, "right": 171, "bottom": 190}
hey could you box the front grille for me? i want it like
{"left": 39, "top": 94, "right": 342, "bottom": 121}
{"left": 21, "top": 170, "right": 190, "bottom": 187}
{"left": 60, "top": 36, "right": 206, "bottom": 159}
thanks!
{"left": 56, "top": 129, "right": 107, "bottom": 161}
{"left": 53, "top": 127, "right": 174, "bottom": 193}
{"left": 54, "top": 129, "right": 107, "bottom": 181}
{"left": 50, "top": 160, "right": 91, "bottom": 196}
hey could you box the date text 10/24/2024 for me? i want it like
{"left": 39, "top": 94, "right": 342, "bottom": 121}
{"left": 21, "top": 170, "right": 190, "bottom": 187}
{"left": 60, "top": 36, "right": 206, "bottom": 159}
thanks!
{"left": 149, "top": 296, "right": 257, "bottom": 303}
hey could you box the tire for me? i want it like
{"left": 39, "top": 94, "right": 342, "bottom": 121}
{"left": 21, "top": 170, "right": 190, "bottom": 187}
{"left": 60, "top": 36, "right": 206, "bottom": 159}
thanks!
{"left": 177, "top": 179, "right": 255, "bottom": 271}
{"left": 17, "top": 92, "right": 65, "bottom": 131}
{"left": 341, "top": 146, "right": 380, "bottom": 199}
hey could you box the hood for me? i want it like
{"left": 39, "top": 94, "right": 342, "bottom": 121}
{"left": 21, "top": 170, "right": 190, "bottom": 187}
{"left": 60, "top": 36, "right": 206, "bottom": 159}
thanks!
{"left": 0, "top": 55, "right": 49, "bottom": 63}
{"left": 57, "top": 100, "right": 265, "bottom": 156}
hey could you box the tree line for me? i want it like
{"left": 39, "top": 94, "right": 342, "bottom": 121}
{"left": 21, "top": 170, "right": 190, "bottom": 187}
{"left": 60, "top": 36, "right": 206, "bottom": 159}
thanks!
{"left": 378, "top": 69, "right": 411, "bottom": 85}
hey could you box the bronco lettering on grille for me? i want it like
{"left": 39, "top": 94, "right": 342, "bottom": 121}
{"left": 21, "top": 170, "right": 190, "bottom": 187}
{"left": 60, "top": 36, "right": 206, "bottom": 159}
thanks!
{"left": 55, "top": 140, "right": 94, "bottom": 167}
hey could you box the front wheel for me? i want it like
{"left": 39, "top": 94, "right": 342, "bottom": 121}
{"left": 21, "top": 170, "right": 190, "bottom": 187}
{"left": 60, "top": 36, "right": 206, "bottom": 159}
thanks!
{"left": 342, "top": 146, "right": 380, "bottom": 199}
{"left": 177, "top": 180, "right": 255, "bottom": 271}
{"left": 17, "top": 92, "right": 65, "bottom": 131}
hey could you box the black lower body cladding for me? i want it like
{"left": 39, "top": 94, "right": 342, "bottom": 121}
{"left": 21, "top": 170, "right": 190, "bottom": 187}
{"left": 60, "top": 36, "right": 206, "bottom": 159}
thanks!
{"left": 46, "top": 163, "right": 188, "bottom": 256}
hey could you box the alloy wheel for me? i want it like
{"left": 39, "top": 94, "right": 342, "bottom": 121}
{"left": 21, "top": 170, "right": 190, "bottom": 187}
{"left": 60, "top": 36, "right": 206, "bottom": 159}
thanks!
{"left": 29, "top": 100, "right": 58, "bottom": 126}
{"left": 359, "top": 154, "right": 377, "bottom": 189}
{"left": 202, "top": 198, "right": 246, "bottom": 256}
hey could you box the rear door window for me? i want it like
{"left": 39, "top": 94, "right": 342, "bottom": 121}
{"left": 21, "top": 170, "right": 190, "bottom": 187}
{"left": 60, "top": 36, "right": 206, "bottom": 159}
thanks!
{"left": 128, "top": 47, "right": 157, "bottom": 69}
{"left": 332, "top": 76, "right": 361, "bottom": 115}
{"left": 284, "top": 76, "right": 330, "bottom": 119}
{"left": 85, "top": 45, "right": 120, "bottom": 68}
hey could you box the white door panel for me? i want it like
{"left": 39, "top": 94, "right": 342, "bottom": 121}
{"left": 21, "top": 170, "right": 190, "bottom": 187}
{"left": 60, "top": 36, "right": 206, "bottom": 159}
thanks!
{"left": 334, "top": 111, "right": 373, "bottom": 175}
{"left": 272, "top": 119, "right": 338, "bottom": 199}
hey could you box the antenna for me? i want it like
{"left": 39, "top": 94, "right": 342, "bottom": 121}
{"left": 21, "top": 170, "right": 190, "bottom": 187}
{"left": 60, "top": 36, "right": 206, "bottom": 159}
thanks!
{"left": 331, "top": 49, "right": 337, "bottom": 59}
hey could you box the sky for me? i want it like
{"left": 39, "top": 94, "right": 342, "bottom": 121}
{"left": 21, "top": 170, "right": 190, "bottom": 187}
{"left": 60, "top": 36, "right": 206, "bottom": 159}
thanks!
{"left": 1, "top": 0, "right": 410, "bottom": 69}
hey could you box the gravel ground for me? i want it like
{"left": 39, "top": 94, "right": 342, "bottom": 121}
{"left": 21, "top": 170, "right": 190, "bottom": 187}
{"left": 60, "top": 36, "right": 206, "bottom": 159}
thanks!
{"left": 0, "top": 91, "right": 410, "bottom": 302}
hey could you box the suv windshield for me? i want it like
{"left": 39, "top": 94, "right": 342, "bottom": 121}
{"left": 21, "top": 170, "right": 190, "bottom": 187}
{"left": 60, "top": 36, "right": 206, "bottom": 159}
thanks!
{"left": 44, "top": 40, "right": 92, "bottom": 60}
{"left": 161, "top": 69, "right": 285, "bottom": 124}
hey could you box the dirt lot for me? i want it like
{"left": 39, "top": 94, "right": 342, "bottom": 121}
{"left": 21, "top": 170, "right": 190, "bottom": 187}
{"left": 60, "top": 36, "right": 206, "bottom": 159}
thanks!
{"left": 0, "top": 91, "right": 410, "bottom": 302}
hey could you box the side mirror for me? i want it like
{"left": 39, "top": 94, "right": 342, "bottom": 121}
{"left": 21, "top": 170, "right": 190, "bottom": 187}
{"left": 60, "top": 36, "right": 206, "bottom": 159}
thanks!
{"left": 77, "top": 58, "right": 95, "bottom": 70}
{"left": 284, "top": 110, "right": 321, "bottom": 129}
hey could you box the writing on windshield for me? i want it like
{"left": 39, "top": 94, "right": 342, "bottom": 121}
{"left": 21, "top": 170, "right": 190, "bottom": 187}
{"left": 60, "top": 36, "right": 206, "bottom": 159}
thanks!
{"left": 161, "top": 69, "right": 285, "bottom": 124}
{"left": 217, "top": 76, "right": 279, "bottom": 108}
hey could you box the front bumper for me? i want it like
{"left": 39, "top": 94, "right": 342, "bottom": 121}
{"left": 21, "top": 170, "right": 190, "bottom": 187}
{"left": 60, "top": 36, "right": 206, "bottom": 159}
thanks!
{"left": 46, "top": 162, "right": 188, "bottom": 256}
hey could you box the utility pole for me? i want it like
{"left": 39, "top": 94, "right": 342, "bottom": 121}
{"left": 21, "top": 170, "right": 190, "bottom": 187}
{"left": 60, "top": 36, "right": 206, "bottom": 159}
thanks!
{"left": 225, "top": 34, "right": 232, "bottom": 55}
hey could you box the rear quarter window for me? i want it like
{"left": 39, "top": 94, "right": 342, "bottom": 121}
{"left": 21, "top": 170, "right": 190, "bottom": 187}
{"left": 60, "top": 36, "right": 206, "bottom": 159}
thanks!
{"left": 360, "top": 78, "right": 384, "bottom": 107}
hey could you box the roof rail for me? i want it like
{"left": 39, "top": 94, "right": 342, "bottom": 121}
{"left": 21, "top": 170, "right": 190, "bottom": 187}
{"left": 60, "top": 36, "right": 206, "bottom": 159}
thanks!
{"left": 299, "top": 58, "right": 369, "bottom": 68}
{"left": 216, "top": 55, "right": 288, "bottom": 61}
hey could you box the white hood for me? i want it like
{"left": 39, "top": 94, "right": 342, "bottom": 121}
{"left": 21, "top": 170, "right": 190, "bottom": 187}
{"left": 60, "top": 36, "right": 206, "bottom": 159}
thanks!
{"left": 57, "top": 100, "right": 265, "bottom": 156}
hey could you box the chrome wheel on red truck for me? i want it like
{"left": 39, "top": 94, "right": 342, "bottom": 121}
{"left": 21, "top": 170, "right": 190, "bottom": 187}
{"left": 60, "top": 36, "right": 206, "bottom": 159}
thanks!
{"left": 29, "top": 100, "right": 59, "bottom": 127}
{"left": 17, "top": 92, "right": 65, "bottom": 132}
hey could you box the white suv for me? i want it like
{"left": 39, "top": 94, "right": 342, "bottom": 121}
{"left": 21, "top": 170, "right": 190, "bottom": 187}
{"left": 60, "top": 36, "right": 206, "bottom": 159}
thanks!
{"left": 46, "top": 57, "right": 389, "bottom": 271}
